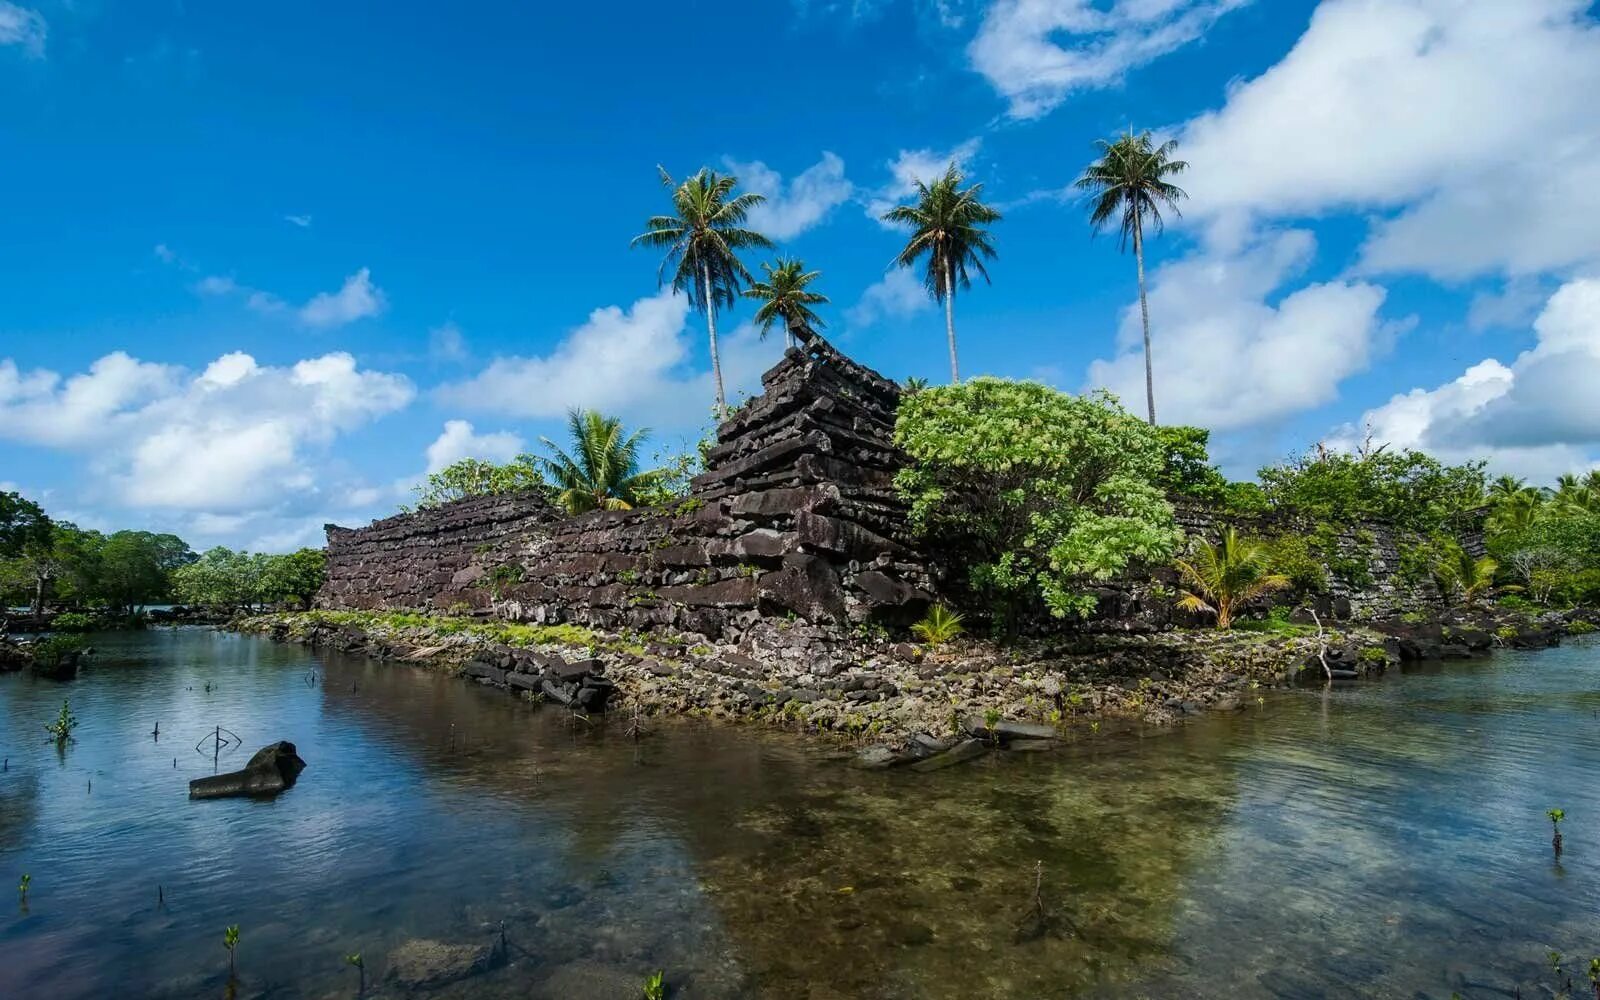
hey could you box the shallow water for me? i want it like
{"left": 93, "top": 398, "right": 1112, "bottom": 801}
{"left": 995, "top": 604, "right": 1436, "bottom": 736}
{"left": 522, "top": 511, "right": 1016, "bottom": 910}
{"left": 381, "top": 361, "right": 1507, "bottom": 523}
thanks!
{"left": 1, "top": 629, "right": 1598, "bottom": 999}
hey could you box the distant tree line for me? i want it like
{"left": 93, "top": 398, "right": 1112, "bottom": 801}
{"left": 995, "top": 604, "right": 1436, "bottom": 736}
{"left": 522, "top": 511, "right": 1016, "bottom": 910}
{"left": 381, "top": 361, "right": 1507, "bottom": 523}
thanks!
{"left": 0, "top": 490, "right": 324, "bottom": 620}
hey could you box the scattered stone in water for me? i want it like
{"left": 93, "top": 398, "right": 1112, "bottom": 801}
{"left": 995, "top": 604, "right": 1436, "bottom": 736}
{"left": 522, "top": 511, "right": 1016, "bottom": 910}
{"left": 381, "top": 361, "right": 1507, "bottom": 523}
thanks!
{"left": 188, "top": 741, "right": 306, "bottom": 800}
{"left": 963, "top": 716, "right": 1059, "bottom": 743}
{"left": 384, "top": 938, "right": 498, "bottom": 990}
{"left": 911, "top": 738, "right": 987, "bottom": 773}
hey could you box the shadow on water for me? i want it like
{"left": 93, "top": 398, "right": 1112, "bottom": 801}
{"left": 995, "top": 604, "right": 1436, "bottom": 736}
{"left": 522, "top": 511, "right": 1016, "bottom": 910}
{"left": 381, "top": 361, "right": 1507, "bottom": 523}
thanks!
{"left": 2, "top": 630, "right": 1599, "bottom": 998}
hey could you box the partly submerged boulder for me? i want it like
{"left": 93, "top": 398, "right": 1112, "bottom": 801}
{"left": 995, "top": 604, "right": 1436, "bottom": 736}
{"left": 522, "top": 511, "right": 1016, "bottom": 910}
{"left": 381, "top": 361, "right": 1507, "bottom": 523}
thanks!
{"left": 189, "top": 741, "right": 306, "bottom": 800}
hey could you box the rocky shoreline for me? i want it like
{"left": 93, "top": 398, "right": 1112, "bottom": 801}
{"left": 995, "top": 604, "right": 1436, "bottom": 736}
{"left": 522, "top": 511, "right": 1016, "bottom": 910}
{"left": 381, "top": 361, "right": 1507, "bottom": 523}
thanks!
{"left": 233, "top": 605, "right": 1597, "bottom": 769}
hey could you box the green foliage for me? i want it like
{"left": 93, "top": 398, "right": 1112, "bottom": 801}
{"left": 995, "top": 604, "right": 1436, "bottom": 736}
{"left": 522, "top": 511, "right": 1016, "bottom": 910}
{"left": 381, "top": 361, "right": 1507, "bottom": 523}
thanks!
{"left": 17, "top": 873, "right": 29, "bottom": 899}
{"left": 633, "top": 166, "right": 772, "bottom": 413}
{"left": 1431, "top": 544, "right": 1497, "bottom": 607}
{"left": 1257, "top": 447, "right": 1486, "bottom": 535}
{"left": 1259, "top": 534, "right": 1329, "bottom": 593}
{"left": 1174, "top": 527, "right": 1291, "bottom": 629}
{"left": 742, "top": 257, "right": 828, "bottom": 338}
{"left": 643, "top": 969, "right": 667, "bottom": 1000}
{"left": 44, "top": 698, "right": 77, "bottom": 743}
{"left": 1568, "top": 620, "right": 1597, "bottom": 635}
{"left": 1548, "top": 807, "right": 1566, "bottom": 827}
{"left": 910, "top": 605, "right": 965, "bottom": 646}
{"left": 50, "top": 612, "right": 95, "bottom": 632}
{"left": 893, "top": 378, "right": 1180, "bottom": 625}
{"left": 1153, "top": 426, "right": 1229, "bottom": 502}
{"left": 0, "top": 490, "right": 51, "bottom": 560}
{"left": 172, "top": 547, "right": 324, "bottom": 611}
{"left": 538, "top": 409, "right": 664, "bottom": 515}
{"left": 406, "top": 456, "right": 548, "bottom": 512}
{"left": 32, "top": 635, "right": 86, "bottom": 674}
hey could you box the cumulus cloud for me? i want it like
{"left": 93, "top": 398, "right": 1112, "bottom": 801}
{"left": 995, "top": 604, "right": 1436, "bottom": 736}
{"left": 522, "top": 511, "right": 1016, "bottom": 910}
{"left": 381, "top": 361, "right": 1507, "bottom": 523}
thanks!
{"left": 1179, "top": 0, "right": 1600, "bottom": 280}
{"left": 424, "top": 420, "right": 524, "bottom": 474}
{"left": 866, "top": 138, "right": 982, "bottom": 222}
{"left": 726, "top": 152, "right": 854, "bottom": 240}
{"left": 969, "top": 0, "right": 1250, "bottom": 119}
{"left": 437, "top": 289, "right": 780, "bottom": 428}
{"left": 1326, "top": 278, "right": 1600, "bottom": 478}
{"left": 0, "top": 1, "right": 46, "bottom": 57}
{"left": 846, "top": 268, "right": 934, "bottom": 327}
{"left": 0, "top": 350, "right": 414, "bottom": 512}
{"left": 299, "top": 268, "right": 386, "bottom": 329}
{"left": 1085, "top": 228, "right": 1390, "bottom": 429}
{"left": 428, "top": 322, "right": 469, "bottom": 362}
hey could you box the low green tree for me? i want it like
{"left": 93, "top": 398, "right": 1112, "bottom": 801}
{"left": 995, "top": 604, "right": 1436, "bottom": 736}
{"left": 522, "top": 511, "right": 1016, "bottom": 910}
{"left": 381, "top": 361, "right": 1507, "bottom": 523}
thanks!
{"left": 538, "top": 409, "right": 663, "bottom": 515}
{"left": 894, "top": 378, "right": 1180, "bottom": 627}
{"left": 1174, "top": 527, "right": 1290, "bottom": 629}
{"left": 405, "top": 456, "right": 548, "bottom": 511}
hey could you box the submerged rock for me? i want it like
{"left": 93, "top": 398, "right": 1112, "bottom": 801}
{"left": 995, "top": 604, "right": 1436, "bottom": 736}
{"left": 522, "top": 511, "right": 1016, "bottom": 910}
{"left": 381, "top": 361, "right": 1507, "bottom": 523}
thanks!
{"left": 384, "top": 938, "right": 497, "bottom": 990}
{"left": 188, "top": 741, "right": 306, "bottom": 800}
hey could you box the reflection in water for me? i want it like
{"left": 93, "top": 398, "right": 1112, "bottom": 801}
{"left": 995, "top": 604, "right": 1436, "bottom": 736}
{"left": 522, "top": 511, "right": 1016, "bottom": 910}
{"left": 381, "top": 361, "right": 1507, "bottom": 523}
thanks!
{"left": 1, "top": 630, "right": 1597, "bottom": 998}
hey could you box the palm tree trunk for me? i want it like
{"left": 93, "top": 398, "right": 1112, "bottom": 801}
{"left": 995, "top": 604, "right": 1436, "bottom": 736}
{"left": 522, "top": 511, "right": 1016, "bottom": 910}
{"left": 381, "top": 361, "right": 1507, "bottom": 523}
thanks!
{"left": 1133, "top": 214, "right": 1156, "bottom": 425}
{"left": 943, "top": 259, "right": 960, "bottom": 384}
{"left": 701, "top": 261, "right": 727, "bottom": 417}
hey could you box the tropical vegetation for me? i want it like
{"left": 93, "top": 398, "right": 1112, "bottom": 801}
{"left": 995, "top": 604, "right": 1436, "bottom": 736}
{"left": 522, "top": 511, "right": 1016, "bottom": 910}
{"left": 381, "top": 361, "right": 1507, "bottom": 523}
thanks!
{"left": 893, "top": 378, "right": 1180, "bottom": 628}
{"left": 633, "top": 167, "right": 772, "bottom": 415}
{"left": 742, "top": 257, "right": 828, "bottom": 347}
{"left": 537, "top": 408, "right": 665, "bottom": 514}
{"left": 1075, "top": 128, "right": 1188, "bottom": 425}
{"left": 881, "top": 163, "right": 1000, "bottom": 384}
{"left": 1174, "top": 527, "right": 1290, "bottom": 629}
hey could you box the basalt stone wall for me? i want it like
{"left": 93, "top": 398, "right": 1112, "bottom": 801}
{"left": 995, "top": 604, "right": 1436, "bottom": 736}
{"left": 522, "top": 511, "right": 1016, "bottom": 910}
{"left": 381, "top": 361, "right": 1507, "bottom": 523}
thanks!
{"left": 318, "top": 329, "right": 935, "bottom": 640}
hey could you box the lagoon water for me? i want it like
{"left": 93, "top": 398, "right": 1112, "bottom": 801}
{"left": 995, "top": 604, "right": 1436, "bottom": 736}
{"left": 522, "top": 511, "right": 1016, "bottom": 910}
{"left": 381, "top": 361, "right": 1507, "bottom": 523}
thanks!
{"left": 2, "top": 628, "right": 1599, "bottom": 998}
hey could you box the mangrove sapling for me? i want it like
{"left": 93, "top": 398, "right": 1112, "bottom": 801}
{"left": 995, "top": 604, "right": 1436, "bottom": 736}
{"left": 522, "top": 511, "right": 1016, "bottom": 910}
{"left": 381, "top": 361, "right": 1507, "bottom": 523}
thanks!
{"left": 18, "top": 873, "right": 30, "bottom": 902}
{"left": 1549, "top": 808, "right": 1566, "bottom": 859}
{"left": 643, "top": 969, "right": 666, "bottom": 1000}
{"left": 223, "top": 924, "right": 240, "bottom": 979}
{"left": 1588, "top": 957, "right": 1600, "bottom": 1000}
{"left": 44, "top": 699, "right": 76, "bottom": 744}
{"left": 345, "top": 952, "right": 364, "bottom": 994}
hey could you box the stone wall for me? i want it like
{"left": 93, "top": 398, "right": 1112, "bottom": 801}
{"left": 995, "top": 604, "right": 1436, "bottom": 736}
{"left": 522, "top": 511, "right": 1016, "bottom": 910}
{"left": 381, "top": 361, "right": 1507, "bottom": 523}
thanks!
{"left": 318, "top": 329, "right": 935, "bottom": 640}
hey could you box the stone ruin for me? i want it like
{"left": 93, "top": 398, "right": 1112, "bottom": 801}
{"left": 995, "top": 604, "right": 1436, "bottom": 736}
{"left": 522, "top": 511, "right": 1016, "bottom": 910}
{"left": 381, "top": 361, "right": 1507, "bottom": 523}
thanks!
{"left": 318, "top": 326, "right": 937, "bottom": 641}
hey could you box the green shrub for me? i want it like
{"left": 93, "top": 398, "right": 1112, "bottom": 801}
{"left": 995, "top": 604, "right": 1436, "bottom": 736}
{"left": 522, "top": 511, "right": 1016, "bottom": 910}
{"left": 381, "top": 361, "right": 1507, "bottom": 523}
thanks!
{"left": 1568, "top": 620, "right": 1597, "bottom": 635}
{"left": 1260, "top": 535, "right": 1329, "bottom": 593}
{"left": 50, "top": 612, "right": 96, "bottom": 633}
{"left": 911, "top": 605, "right": 965, "bottom": 646}
{"left": 894, "top": 378, "right": 1180, "bottom": 624}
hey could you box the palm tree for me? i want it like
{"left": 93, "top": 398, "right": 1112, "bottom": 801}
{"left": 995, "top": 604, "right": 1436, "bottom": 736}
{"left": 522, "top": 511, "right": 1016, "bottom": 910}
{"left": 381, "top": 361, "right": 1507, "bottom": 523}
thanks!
{"left": 1432, "top": 545, "right": 1497, "bottom": 608}
{"left": 1489, "top": 489, "right": 1542, "bottom": 536}
{"left": 1489, "top": 474, "right": 1529, "bottom": 503}
{"left": 1175, "top": 527, "right": 1290, "bottom": 629}
{"left": 1075, "top": 128, "right": 1189, "bottom": 425}
{"left": 537, "top": 409, "right": 663, "bottom": 515}
{"left": 881, "top": 163, "right": 1000, "bottom": 384}
{"left": 632, "top": 167, "right": 772, "bottom": 416}
{"left": 741, "top": 257, "right": 828, "bottom": 348}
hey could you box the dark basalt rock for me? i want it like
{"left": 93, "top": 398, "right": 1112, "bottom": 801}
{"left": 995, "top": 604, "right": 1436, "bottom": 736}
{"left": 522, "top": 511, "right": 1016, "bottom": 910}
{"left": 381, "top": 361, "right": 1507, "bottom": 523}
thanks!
{"left": 189, "top": 741, "right": 306, "bottom": 800}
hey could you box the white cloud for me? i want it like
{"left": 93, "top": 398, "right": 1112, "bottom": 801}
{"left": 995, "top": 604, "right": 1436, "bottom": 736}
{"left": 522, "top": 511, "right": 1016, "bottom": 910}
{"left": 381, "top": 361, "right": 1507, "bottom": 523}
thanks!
{"left": 424, "top": 420, "right": 524, "bottom": 474}
{"left": 866, "top": 138, "right": 982, "bottom": 222}
{"left": 429, "top": 321, "right": 469, "bottom": 362}
{"left": 0, "top": 350, "right": 414, "bottom": 512}
{"left": 846, "top": 268, "right": 934, "bottom": 327}
{"left": 284, "top": 214, "right": 313, "bottom": 228}
{"left": 1327, "top": 278, "right": 1600, "bottom": 478}
{"left": 726, "top": 152, "right": 854, "bottom": 240}
{"left": 299, "top": 268, "right": 386, "bottom": 329}
{"left": 1085, "top": 228, "right": 1389, "bottom": 429}
{"left": 968, "top": 0, "right": 1250, "bottom": 119}
{"left": 437, "top": 289, "right": 780, "bottom": 428}
{"left": 1179, "top": 0, "right": 1600, "bottom": 280}
{"left": 0, "top": 2, "right": 46, "bottom": 57}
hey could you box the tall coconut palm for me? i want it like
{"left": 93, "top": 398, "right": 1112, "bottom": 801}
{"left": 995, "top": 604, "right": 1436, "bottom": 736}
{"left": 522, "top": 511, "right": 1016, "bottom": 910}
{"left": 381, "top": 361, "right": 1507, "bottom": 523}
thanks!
{"left": 881, "top": 163, "right": 1000, "bottom": 384}
{"left": 632, "top": 167, "right": 772, "bottom": 416}
{"left": 537, "top": 409, "right": 662, "bottom": 515}
{"left": 1175, "top": 527, "right": 1290, "bottom": 630}
{"left": 742, "top": 257, "right": 828, "bottom": 348}
{"left": 1075, "top": 128, "right": 1189, "bottom": 425}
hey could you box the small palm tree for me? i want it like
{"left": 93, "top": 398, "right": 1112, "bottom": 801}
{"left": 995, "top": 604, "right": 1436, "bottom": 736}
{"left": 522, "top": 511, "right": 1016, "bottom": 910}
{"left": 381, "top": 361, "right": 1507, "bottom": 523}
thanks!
{"left": 881, "top": 163, "right": 1000, "bottom": 384}
{"left": 633, "top": 167, "right": 773, "bottom": 416}
{"left": 1489, "top": 474, "right": 1530, "bottom": 503}
{"left": 537, "top": 409, "right": 663, "bottom": 515}
{"left": 1175, "top": 527, "right": 1289, "bottom": 629}
{"left": 1489, "top": 489, "right": 1542, "bottom": 536}
{"left": 742, "top": 257, "right": 828, "bottom": 348}
{"left": 902, "top": 376, "right": 930, "bottom": 395}
{"left": 1432, "top": 545, "right": 1497, "bottom": 607}
{"left": 1075, "top": 128, "right": 1189, "bottom": 425}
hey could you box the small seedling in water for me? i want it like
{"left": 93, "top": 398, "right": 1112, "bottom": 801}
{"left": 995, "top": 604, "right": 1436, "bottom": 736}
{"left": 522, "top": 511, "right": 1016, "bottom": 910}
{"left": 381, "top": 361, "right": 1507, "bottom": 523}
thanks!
{"left": 223, "top": 925, "right": 240, "bottom": 978}
{"left": 345, "top": 952, "right": 364, "bottom": 993}
{"left": 1588, "top": 957, "right": 1600, "bottom": 1000}
{"left": 44, "top": 699, "right": 77, "bottom": 744}
{"left": 643, "top": 969, "right": 666, "bottom": 1000}
{"left": 18, "top": 873, "right": 30, "bottom": 901}
{"left": 1549, "top": 808, "right": 1567, "bottom": 858}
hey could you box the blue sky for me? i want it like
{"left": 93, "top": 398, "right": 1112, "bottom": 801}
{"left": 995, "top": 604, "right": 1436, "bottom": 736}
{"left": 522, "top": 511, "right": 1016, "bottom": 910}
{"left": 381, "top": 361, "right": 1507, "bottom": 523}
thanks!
{"left": 4, "top": 0, "right": 1600, "bottom": 551}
